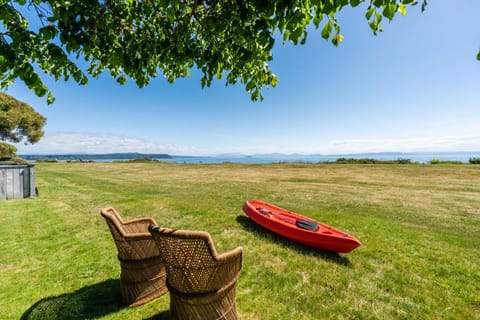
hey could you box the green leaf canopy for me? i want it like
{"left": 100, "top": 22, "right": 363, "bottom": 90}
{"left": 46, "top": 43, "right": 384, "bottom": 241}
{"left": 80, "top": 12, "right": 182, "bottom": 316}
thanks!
{"left": 1, "top": 0, "right": 430, "bottom": 102}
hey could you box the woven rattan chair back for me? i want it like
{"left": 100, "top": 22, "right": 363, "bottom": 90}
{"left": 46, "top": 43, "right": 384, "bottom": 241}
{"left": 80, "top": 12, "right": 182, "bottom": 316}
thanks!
{"left": 149, "top": 226, "right": 243, "bottom": 320}
{"left": 100, "top": 207, "right": 167, "bottom": 307}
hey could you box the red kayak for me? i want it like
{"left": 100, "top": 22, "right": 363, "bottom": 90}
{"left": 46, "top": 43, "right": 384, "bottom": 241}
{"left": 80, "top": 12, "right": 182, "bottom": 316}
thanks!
{"left": 243, "top": 199, "right": 361, "bottom": 253}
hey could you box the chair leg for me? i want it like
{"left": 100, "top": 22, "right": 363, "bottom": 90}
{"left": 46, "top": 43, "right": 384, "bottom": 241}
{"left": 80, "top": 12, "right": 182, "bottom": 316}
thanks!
{"left": 121, "top": 272, "right": 168, "bottom": 307}
{"left": 168, "top": 283, "right": 238, "bottom": 320}
{"left": 119, "top": 256, "right": 168, "bottom": 307}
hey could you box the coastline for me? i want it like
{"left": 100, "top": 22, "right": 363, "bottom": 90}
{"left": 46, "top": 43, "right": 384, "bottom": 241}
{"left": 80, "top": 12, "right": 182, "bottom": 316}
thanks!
{"left": 20, "top": 151, "right": 480, "bottom": 164}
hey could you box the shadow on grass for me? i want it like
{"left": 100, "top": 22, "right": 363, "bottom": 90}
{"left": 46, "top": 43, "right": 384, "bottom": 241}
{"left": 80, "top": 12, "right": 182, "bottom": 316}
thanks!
{"left": 236, "top": 215, "right": 351, "bottom": 266}
{"left": 21, "top": 279, "right": 125, "bottom": 320}
{"left": 143, "top": 311, "right": 169, "bottom": 320}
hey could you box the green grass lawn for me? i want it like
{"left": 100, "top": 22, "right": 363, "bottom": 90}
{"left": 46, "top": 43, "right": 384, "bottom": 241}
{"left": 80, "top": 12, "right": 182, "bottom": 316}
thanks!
{"left": 1, "top": 162, "right": 479, "bottom": 319}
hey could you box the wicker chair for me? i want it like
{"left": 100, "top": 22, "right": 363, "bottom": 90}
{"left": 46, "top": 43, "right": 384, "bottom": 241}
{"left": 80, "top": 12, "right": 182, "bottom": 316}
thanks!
{"left": 149, "top": 226, "right": 243, "bottom": 320}
{"left": 100, "top": 207, "right": 168, "bottom": 307}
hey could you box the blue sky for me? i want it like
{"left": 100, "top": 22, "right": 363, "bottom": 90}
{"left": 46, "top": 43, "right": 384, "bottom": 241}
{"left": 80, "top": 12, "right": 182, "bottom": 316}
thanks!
{"left": 6, "top": 1, "right": 480, "bottom": 155}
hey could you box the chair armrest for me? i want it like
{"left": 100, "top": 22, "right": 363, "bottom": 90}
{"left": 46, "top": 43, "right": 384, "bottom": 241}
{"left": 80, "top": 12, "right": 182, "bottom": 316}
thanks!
{"left": 121, "top": 231, "right": 160, "bottom": 260}
{"left": 123, "top": 232, "right": 155, "bottom": 241}
{"left": 214, "top": 247, "right": 243, "bottom": 283}
{"left": 216, "top": 247, "right": 243, "bottom": 265}
{"left": 123, "top": 217, "right": 158, "bottom": 234}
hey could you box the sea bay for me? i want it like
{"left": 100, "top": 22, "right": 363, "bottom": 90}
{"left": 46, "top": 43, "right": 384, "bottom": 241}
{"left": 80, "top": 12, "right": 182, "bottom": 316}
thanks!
{"left": 21, "top": 151, "right": 480, "bottom": 164}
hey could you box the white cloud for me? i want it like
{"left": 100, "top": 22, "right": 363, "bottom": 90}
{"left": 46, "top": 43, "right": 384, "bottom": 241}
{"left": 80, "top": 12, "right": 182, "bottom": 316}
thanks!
{"left": 13, "top": 132, "right": 480, "bottom": 155}
{"left": 328, "top": 136, "right": 480, "bottom": 154}
{"left": 208, "top": 136, "right": 480, "bottom": 155}
{"left": 15, "top": 132, "right": 197, "bottom": 155}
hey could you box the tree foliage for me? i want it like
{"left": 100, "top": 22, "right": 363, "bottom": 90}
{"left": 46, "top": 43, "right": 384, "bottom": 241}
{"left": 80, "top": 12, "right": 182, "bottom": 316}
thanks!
{"left": 0, "top": 141, "right": 17, "bottom": 159}
{"left": 0, "top": 92, "right": 46, "bottom": 144}
{"left": 1, "top": 0, "right": 431, "bottom": 103}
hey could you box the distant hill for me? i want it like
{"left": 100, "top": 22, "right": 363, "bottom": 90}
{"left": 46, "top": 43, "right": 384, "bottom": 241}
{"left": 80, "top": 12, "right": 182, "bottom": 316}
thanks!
{"left": 21, "top": 153, "right": 172, "bottom": 161}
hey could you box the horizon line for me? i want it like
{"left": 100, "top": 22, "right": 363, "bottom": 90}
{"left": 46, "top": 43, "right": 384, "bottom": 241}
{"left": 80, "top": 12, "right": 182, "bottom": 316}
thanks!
{"left": 19, "top": 150, "right": 480, "bottom": 157}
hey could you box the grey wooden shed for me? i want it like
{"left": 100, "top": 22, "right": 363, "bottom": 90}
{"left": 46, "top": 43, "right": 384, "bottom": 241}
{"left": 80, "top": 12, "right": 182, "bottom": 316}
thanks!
{"left": 0, "top": 164, "right": 36, "bottom": 200}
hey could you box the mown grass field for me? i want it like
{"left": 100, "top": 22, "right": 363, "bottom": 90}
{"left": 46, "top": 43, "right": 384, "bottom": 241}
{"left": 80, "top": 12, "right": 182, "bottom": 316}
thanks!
{"left": 1, "top": 162, "right": 479, "bottom": 319}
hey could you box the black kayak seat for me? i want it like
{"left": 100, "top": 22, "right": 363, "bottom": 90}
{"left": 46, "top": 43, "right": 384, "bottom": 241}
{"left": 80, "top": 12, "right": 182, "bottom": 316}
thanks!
{"left": 295, "top": 219, "right": 319, "bottom": 232}
{"left": 257, "top": 208, "right": 270, "bottom": 215}
{"left": 257, "top": 207, "right": 319, "bottom": 232}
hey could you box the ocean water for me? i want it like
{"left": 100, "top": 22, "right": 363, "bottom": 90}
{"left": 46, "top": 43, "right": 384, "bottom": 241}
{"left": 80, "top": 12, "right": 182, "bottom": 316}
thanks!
{"left": 153, "top": 152, "right": 480, "bottom": 164}
{"left": 23, "top": 152, "right": 480, "bottom": 164}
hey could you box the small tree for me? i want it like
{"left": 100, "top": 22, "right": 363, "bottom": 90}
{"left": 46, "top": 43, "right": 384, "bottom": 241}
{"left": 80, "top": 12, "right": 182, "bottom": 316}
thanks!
{"left": 469, "top": 157, "right": 480, "bottom": 164}
{"left": 0, "top": 142, "right": 17, "bottom": 160}
{"left": 0, "top": 92, "right": 46, "bottom": 161}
